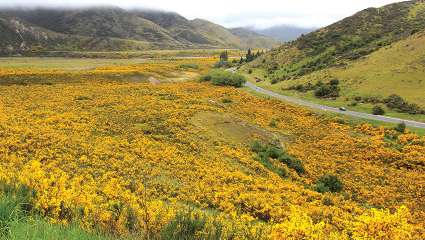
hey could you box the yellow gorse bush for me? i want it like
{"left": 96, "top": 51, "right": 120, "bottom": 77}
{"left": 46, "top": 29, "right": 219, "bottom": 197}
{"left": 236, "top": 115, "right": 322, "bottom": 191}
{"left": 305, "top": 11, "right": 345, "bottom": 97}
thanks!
{"left": 0, "top": 60, "right": 423, "bottom": 238}
{"left": 270, "top": 206, "right": 326, "bottom": 240}
{"left": 350, "top": 206, "right": 413, "bottom": 240}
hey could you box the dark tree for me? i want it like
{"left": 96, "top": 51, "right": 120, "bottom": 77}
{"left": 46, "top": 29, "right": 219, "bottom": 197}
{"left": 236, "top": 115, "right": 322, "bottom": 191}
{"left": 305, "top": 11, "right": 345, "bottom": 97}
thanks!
{"left": 239, "top": 57, "right": 244, "bottom": 64}
{"left": 219, "top": 51, "right": 229, "bottom": 62}
{"left": 372, "top": 105, "right": 385, "bottom": 115}
{"left": 246, "top": 49, "right": 254, "bottom": 62}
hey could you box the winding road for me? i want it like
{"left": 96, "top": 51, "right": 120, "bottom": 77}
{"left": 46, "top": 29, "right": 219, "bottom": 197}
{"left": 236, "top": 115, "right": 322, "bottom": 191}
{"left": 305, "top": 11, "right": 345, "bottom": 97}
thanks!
{"left": 244, "top": 81, "right": 425, "bottom": 129}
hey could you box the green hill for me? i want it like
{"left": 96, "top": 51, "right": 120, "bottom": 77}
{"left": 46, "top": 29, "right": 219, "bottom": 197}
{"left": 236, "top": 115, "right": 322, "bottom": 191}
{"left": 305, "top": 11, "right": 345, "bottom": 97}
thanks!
{"left": 251, "top": 0, "right": 425, "bottom": 81}
{"left": 251, "top": 29, "right": 425, "bottom": 109}
{"left": 311, "top": 29, "right": 425, "bottom": 108}
{"left": 245, "top": 0, "right": 425, "bottom": 120}
{"left": 0, "top": 7, "right": 280, "bottom": 55}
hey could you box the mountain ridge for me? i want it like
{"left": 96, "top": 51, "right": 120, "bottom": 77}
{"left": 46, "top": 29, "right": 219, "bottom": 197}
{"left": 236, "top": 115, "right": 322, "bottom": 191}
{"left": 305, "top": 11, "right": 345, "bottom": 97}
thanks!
{"left": 0, "top": 7, "right": 281, "bottom": 55}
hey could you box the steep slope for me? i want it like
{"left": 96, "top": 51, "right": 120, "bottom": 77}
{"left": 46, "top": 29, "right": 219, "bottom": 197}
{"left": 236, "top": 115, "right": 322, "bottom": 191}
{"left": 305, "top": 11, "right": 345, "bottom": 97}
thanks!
{"left": 0, "top": 14, "right": 64, "bottom": 54}
{"left": 2, "top": 7, "right": 183, "bottom": 47}
{"left": 252, "top": 0, "right": 425, "bottom": 81}
{"left": 190, "top": 18, "right": 243, "bottom": 48}
{"left": 135, "top": 10, "right": 211, "bottom": 45}
{"left": 0, "top": 13, "right": 155, "bottom": 55}
{"left": 296, "top": 30, "right": 425, "bottom": 107}
{"left": 0, "top": 7, "right": 279, "bottom": 55}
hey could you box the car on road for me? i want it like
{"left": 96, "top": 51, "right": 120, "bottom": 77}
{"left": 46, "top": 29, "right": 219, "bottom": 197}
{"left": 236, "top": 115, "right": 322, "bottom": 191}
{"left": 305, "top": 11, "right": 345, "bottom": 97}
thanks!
{"left": 339, "top": 107, "right": 347, "bottom": 111}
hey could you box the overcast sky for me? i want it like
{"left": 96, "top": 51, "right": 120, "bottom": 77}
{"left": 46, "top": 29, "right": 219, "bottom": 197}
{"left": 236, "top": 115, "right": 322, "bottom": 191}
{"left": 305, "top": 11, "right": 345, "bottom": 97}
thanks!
{"left": 0, "top": 0, "right": 404, "bottom": 29}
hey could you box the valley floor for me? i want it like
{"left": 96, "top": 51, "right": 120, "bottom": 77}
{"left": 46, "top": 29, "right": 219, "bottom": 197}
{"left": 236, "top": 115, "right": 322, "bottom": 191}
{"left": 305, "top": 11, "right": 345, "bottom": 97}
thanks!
{"left": 0, "top": 55, "right": 424, "bottom": 239}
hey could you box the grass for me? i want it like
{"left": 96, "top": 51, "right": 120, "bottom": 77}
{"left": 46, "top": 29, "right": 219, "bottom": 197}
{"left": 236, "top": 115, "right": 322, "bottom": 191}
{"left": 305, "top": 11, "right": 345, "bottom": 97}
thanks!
{"left": 243, "top": 8, "right": 425, "bottom": 122}
{"left": 0, "top": 57, "right": 149, "bottom": 70}
{"left": 243, "top": 78, "right": 425, "bottom": 136}
{"left": 0, "top": 48, "right": 245, "bottom": 71}
{"left": 240, "top": 49, "right": 425, "bottom": 123}
{"left": 34, "top": 49, "right": 246, "bottom": 59}
{"left": 0, "top": 184, "right": 113, "bottom": 240}
{"left": 321, "top": 111, "right": 425, "bottom": 136}
{"left": 5, "top": 220, "right": 112, "bottom": 240}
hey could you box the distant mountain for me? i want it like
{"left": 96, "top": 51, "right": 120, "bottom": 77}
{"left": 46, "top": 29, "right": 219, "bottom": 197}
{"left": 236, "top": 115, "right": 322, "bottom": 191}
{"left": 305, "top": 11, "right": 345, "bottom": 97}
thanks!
{"left": 230, "top": 28, "right": 281, "bottom": 49}
{"left": 250, "top": 25, "right": 316, "bottom": 42}
{"left": 0, "top": 7, "right": 280, "bottom": 55}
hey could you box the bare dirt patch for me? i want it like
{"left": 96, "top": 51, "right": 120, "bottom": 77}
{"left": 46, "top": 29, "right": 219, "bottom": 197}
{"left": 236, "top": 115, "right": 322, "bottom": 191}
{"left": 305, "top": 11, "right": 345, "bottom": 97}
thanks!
{"left": 190, "top": 111, "right": 287, "bottom": 145}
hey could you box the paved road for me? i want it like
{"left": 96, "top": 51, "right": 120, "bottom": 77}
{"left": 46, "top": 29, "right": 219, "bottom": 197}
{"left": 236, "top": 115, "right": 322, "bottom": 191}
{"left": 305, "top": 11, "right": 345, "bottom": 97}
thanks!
{"left": 244, "top": 81, "right": 425, "bottom": 129}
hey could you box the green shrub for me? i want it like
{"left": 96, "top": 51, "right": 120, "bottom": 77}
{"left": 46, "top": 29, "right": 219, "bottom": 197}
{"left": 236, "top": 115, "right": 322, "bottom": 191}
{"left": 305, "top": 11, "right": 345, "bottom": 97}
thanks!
{"left": 265, "top": 145, "right": 284, "bottom": 159}
{"left": 200, "top": 75, "right": 212, "bottom": 82}
{"left": 248, "top": 69, "right": 253, "bottom": 74}
{"left": 314, "top": 85, "right": 340, "bottom": 98}
{"left": 250, "top": 140, "right": 266, "bottom": 153}
{"left": 270, "top": 78, "right": 279, "bottom": 84}
{"left": 213, "top": 60, "right": 230, "bottom": 68}
{"left": 395, "top": 122, "right": 406, "bottom": 133}
{"left": 179, "top": 63, "right": 199, "bottom": 70}
{"left": 322, "top": 196, "right": 334, "bottom": 206}
{"left": 354, "top": 96, "right": 362, "bottom": 101}
{"left": 372, "top": 106, "right": 385, "bottom": 115}
{"left": 349, "top": 101, "right": 358, "bottom": 107}
{"left": 251, "top": 141, "right": 304, "bottom": 176}
{"left": 269, "top": 119, "right": 278, "bottom": 128}
{"left": 363, "top": 96, "right": 382, "bottom": 104}
{"left": 221, "top": 98, "right": 233, "bottom": 104}
{"left": 200, "top": 70, "right": 246, "bottom": 88}
{"left": 329, "top": 79, "right": 340, "bottom": 86}
{"left": 314, "top": 175, "right": 343, "bottom": 193}
{"left": 384, "top": 94, "right": 424, "bottom": 115}
{"left": 278, "top": 155, "right": 305, "bottom": 174}
{"left": 75, "top": 96, "right": 91, "bottom": 101}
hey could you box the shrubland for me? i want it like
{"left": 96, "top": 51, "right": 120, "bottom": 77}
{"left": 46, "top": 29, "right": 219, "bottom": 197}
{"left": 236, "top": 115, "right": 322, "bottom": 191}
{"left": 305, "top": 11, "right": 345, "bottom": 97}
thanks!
{"left": 0, "top": 62, "right": 424, "bottom": 238}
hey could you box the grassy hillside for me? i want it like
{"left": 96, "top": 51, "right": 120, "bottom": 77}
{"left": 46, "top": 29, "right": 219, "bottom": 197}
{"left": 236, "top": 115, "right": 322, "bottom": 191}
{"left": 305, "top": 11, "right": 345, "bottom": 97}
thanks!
{"left": 312, "top": 29, "right": 425, "bottom": 107}
{"left": 251, "top": 0, "right": 425, "bottom": 80}
{"left": 0, "top": 57, "right": 424, "bottom": 239}
{"left": 244, "top": 0, "right": 425, "bottom": 121}
{"left": 0, "top": 7, "right": 279, "bottom": 55}
{"left": 242, "top": 29, "right": 425, "bottom": 122}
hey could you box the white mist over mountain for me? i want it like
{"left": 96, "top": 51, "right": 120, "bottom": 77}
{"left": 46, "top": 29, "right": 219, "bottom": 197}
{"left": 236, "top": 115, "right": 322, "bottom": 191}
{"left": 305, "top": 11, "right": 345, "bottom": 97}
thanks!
{"left": 0, "top": 0, "right": 405, "bottom": 29}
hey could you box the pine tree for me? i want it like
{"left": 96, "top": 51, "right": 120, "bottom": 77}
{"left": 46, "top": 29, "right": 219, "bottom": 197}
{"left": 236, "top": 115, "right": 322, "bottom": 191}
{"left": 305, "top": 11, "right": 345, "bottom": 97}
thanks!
{"left": 246, "top": 49, "right": 254, "bottom": 62}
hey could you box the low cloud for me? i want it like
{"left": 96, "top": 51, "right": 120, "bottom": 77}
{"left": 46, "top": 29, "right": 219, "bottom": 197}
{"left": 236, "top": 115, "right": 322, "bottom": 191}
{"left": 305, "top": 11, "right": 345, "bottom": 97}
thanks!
{"left": 0, "top": 0, "right": 404, "bottom": 28}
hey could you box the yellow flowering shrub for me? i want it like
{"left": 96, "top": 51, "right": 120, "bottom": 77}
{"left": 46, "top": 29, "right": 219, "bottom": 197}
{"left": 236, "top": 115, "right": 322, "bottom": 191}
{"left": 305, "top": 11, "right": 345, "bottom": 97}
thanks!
{"left": 0, "top": 61, "right": 424, "bottom": 238}
{"left": 270, "top": 206, "right": 326, "bottom": 240}
{"left": 350, "top": 206, "right": 413, "bottom": 240}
